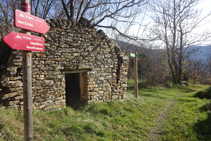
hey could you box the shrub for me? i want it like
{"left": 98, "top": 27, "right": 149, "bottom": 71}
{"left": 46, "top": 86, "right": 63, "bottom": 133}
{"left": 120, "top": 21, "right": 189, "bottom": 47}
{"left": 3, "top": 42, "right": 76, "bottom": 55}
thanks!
{"left": 165, "top": 81, "right": 173, "bottom": 88}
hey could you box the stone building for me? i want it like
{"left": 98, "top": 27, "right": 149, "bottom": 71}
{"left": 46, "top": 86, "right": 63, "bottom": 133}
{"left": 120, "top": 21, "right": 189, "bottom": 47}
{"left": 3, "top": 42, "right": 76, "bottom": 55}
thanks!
{"left": 0, "top": 19, "right": 128, "bottom": 110}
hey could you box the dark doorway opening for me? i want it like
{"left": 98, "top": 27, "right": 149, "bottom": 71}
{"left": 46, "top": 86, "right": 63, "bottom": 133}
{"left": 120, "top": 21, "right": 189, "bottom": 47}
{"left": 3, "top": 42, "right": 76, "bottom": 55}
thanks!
{"left": 65, "top": 73, "right": 81, "bottom": 108}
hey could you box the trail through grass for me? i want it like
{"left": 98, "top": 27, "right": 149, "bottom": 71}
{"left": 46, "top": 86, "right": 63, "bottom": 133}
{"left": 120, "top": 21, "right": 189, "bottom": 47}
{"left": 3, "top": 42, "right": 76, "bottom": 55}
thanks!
{"left": 0, "top": 80, "right": 210, "bottom": 140}
{"left": 160, "top": 85, "right": 211, "bottom": 141}
{"left": 147, "top": 96, "right": 178, "bottom": 141}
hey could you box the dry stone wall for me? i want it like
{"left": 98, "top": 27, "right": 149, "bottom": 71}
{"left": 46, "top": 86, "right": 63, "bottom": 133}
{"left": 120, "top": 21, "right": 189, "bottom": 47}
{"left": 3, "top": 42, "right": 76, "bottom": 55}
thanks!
{"left": 0, "top": 19, "right": 128, "bottom": 110}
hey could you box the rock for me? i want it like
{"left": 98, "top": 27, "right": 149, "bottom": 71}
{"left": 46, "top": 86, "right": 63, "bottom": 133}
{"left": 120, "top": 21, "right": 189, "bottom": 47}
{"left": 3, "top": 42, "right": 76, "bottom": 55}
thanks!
{"left": 1, "top": 92, "right": 20, "bottom": 100}
{"left": 112, "top": 95, "right": 119, "bottom": 100}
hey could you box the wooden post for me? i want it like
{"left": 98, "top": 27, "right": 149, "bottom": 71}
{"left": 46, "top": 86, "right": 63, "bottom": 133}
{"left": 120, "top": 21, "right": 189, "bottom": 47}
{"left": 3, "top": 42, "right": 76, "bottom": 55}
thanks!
{"left": 134, "top": 52, "right": 138, "bottom": 98}
{"left": 21, "top": 0, "right": 33, "bottom": 140}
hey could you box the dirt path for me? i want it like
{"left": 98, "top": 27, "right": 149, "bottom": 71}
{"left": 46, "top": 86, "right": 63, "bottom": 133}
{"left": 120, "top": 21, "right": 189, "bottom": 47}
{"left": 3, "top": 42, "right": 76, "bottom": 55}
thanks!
{"left": 147, "top": 98, "right": 178, "bottom": 141}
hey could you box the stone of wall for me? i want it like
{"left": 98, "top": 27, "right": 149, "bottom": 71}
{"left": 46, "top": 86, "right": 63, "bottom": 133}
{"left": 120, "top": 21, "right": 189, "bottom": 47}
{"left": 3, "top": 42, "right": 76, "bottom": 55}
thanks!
{"left": 0, "top": 19, "right": 128, "bottom": 110}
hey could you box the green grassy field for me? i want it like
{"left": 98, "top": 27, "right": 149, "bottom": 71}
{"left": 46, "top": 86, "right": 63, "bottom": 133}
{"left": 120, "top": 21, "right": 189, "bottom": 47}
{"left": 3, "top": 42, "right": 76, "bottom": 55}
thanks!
{"left": 0, "top": 80, "right": 210, "bottom": 140}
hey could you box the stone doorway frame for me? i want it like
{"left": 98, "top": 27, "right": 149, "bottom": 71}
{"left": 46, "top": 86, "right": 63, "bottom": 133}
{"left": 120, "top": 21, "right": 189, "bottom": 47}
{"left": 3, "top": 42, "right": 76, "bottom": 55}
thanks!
{"left": 61, "top": 69, "right": 88, "bottom": 105}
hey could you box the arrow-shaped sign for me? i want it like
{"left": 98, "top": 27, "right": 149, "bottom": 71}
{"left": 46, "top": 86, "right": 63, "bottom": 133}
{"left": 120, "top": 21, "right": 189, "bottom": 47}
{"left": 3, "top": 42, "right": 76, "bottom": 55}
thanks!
{"left": 14, "top": 10, "right": 49, "bottom": 34}
{"left": 130, "top": 53, "right": 136, "bottom": 57}
{"left": 130, "top": 53, "right": 147, "bottom": 58}
{"left": 3, "top": 32, "right": 45, "bottom": 52}
{"left": 137, "top": 54, "right": 147, "bottom": 58}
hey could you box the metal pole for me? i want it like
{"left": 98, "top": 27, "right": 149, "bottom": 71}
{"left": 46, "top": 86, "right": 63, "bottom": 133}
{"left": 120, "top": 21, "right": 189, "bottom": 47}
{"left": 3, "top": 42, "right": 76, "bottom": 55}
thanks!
{"left": 134, "top": 52, "right": 138, "bottom": 98}
{"left": 21, "top": 0, "right": 33, "bottom": 140}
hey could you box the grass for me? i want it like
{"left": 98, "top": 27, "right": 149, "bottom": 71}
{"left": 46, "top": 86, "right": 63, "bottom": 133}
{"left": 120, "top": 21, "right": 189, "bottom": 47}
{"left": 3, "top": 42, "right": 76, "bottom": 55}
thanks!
{"left": 160, "top": 85, "right": 211, "bottom": 141}
{"left": 0, "top": 79, "right": 210, "bottom": 140}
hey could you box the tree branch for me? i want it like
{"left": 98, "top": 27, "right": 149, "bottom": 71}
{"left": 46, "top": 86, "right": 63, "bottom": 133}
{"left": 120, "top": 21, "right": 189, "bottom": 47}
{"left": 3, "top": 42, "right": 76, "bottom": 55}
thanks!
{"left": 76, "top": 0, "right": 85, "bottom": 22}
{"left": 60, "top": 0, "right": 70, "bottom": 19}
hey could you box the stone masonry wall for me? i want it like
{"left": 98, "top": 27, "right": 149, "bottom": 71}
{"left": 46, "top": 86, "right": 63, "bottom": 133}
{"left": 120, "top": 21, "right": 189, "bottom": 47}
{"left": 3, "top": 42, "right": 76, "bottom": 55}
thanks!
{"left": 0, "top": 19, "right": 128, "bottom": 110}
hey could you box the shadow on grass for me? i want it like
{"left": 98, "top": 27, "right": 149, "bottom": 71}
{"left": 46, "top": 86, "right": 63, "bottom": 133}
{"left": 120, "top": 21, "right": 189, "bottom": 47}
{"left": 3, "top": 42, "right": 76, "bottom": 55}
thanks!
{"left": 140, "top": 93, "right": 168, "bottom": 99}
{"left": 194, "top": 112, "right": 211, "bottom": 140}
{"left": 128, "top": 82, "right": 195, "bottom": 92}
{"left": 194, "top": 87, "right": 211, "bottom": 99}
{"left": 61, "top": 125, "right": 104, "bottom": 138}
{"left": 172, "top": 85, "right": 196, "bottom": 93}
{"left": 127, "top": 82, "right": 149, "bottom": 91}
{"left": 61, "top": 126, "right": 82, "bottom": 136}
{"left": 199, "top": 103, "right": 211, "bottom": 112}
{"left": 67, "top": 101, "right": 87, "bottom": 111}
{"left": 178, "top": 88, "right": 196, "bottom": 93}
{"left": 0, "top": 123, "right": 3, "bottom": 130}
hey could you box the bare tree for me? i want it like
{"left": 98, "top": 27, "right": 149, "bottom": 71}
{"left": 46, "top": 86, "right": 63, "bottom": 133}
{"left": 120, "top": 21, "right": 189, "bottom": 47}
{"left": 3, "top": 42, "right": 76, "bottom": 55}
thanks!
{"left": 31, "top": 0, "right": 58, "bottom": 19}
{"left": 59, "top": 0, "right": 148, "bottom": 40}
{"left": 149, "top": 0, "right": 211, "bottom": 84}
{"left": 0, "top": 0, "right": 149, "bottom": 40}
{"left": 0, "top": 0, "right": 60, "bottom": 37}
{"left": 0, "top": 0, "right": 20, "bottom": 37}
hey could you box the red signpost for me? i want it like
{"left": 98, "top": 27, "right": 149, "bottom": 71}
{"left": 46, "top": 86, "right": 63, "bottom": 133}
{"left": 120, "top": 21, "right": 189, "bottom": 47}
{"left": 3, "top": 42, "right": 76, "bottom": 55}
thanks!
{"left": 3, "top": 32, "right": 45, "bottom": 52}
{"left": 2, "top": 0, "right": 50, "bottom": 140}
{"left": 21, "top": 3, "right": 31, "bottom": 12}
{"left": 15, "top": 10, "right": 49, "bottom": 34}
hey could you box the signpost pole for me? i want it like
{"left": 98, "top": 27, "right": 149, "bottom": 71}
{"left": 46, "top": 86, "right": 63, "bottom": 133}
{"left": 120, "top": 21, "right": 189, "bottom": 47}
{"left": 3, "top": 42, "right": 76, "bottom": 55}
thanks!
{"left": 134, "top": 52, "right": 138, "bottom": 98}
{"left": 21, "top": 0, "right": 33, "bottom": 140}
{"left": 130, "top": 53, "right": 147, "bottom": 98}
